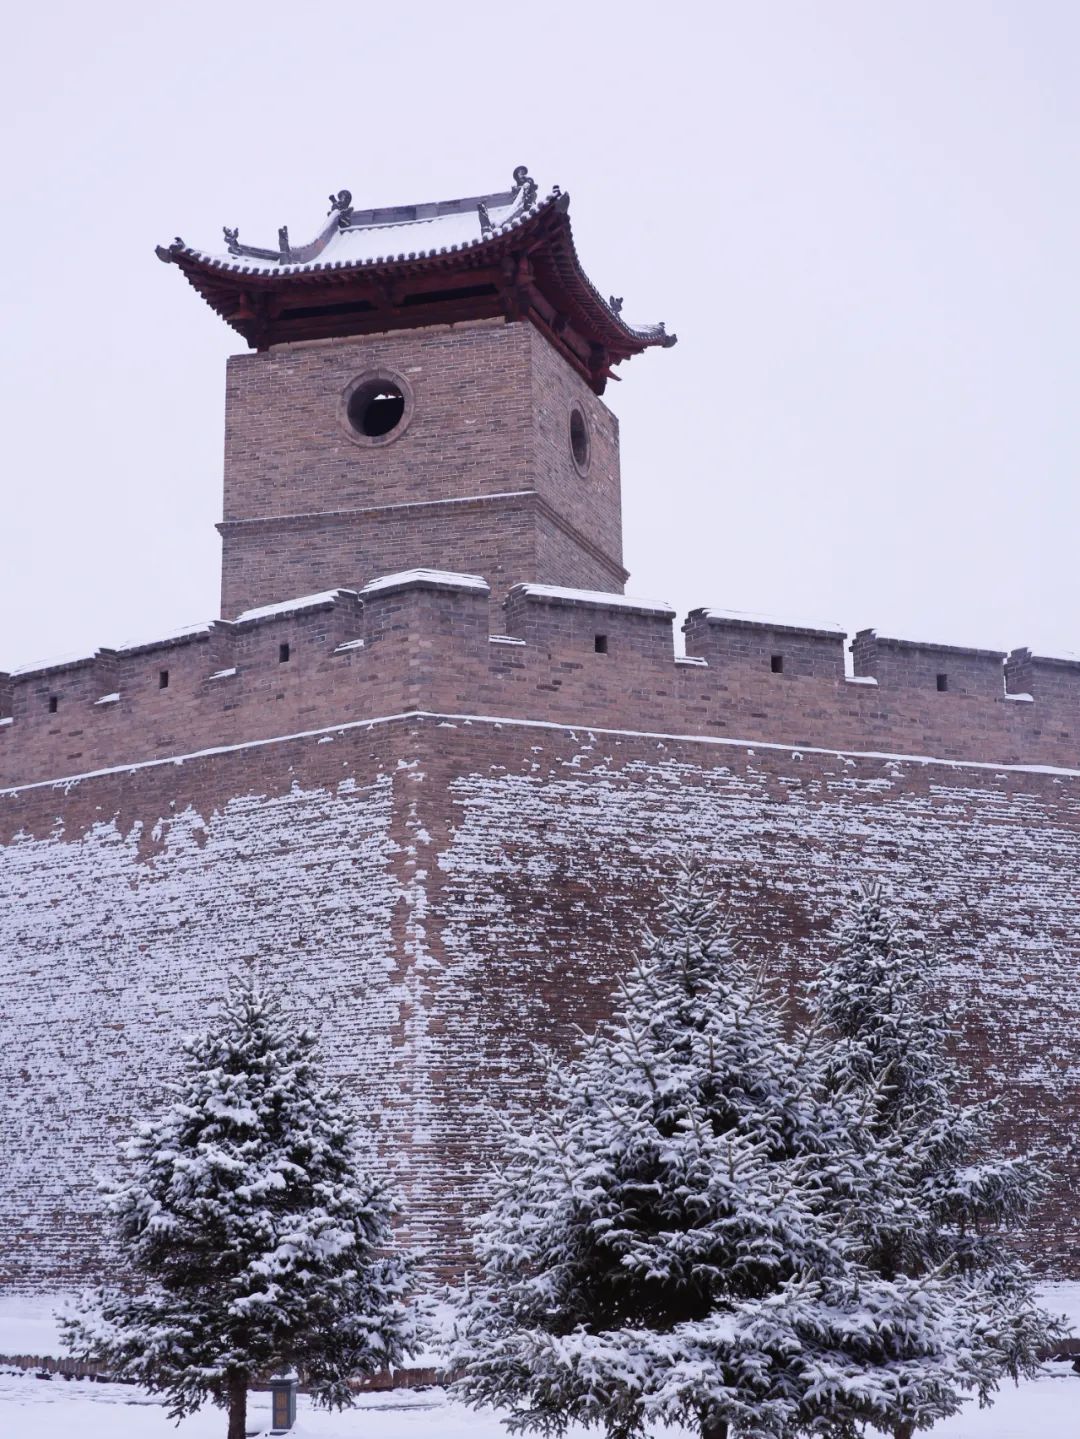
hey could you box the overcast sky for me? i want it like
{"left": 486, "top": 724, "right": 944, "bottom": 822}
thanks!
{"left": 1, "top": 2, "right": 1077, "bottom": 671}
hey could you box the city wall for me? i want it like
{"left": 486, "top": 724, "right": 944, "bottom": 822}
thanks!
{"left": 2, "top": 571, "right": 1079, "bottom": 792}
{"left": 2, "top": 706, "right": 1078, "bottom": 1287}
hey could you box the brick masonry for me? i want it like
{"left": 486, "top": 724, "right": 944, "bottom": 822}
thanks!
{"left": 2, "top": 713, "right": 1078, "bottom": 1287}
{"left": 218, "top": 320, "right": 625, "bottom": 617}
{"left": 2, "top": 315, "right": 1079, "bottom": 1292}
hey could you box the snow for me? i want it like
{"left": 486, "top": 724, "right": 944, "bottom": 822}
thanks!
{"left": 699, "top": 606, "right": 845, "bottom": 635}
{"left": 188, "top": 189, "right": 550, "bottom": 275}
{"left": 209, "top": 667, "right": 237, "bottom": 680}
{"left": 93, "top": 693, "right": 120, "bottom": 706}
{"left": 360, "top": 569, "right": 490, "bottom": 596}
{"left": 116, "top": 623, "right": 214, "bottom": 653}
{"left": 488, "top": 636, "right": 525, "bottom": 647}
{"left": 0, "top": 1367, "right": 1076, "bottom": 1437}
{"left": 10, "top": 651, "right": 94, "bottom": 677}
{"left": 0, "top": 1295, "right": 71, "bottom": 1357}
{"left": 675, "top": 655, "right": 708, "bottom": 667}
{"left": 236, "top": 591, "right": 351, "bottom": 624}
{"left": 846, "top": 674, "right": 879, "bottom": 686}
{"left": 1005, "top": 692, "right": 1035, "bottom": 702}
{"left": 514, "top": 583, "right": 675, "bottom": 616}
{"left": 333, "top": 640, "right": 365, "bottom": 653}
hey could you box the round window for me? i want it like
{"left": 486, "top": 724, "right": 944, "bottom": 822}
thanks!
{"left": 340, "top": 370, "right": 414, "bottom": 446}
{"left": 569, "top": 406, "right": 590, "bottom": 474}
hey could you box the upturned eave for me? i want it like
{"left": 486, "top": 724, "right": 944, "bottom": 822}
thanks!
{"left": 157, "top": 184, "right": 675, "bottom": 394}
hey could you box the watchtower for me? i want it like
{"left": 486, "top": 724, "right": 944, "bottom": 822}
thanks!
{"left": 157, "top": 169, "right": 676, "bottom": 617}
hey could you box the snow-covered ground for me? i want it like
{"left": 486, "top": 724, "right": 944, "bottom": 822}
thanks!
{"left": 0, "top": 1287, "right": 1077, "bottom": 1437}
{"left": 0, "top": 1368, "right": 1077, "bottom": 1438}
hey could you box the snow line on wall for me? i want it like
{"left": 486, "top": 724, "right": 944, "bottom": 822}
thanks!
{"left": 5, "top": 711, "right": 1080, "bottom": 799}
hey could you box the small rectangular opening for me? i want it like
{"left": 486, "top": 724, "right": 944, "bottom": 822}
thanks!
{"left": 48, "top": 695, "right": 58, "bottom": 713}
{"left": 159, "top": 669, "right": 169, "bottom": 690}
{"left": 279, "top": 643, "right": 291, "bottom": 663}
{"left": 936, "top": 673, "right": 948, "bottom": 692}
{"left": 770, "top": 654, "right": 784, "bottom": 674}
{"left": 594, "top": 634, "right": 608, "bottom": 654}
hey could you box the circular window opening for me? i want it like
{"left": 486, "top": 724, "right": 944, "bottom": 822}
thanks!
{"left": 347, "top": 379, "right": 406, "bottom": 439}
{"left": 569, "top": 406, "right": 590, "bottom": 474}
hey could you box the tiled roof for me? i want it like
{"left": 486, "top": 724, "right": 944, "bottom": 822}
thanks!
{"left": 157, "top": 168, "right": 676, "bottom": 387}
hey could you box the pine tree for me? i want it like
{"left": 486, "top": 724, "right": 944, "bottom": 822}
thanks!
{"left": 810, "top": 881, "right": 1062, "bottom": 1436}
{"left": 62, "top": 972, "right": 412, "bottom": 1439}
{"left": 454, "top": 860, "right": 986, "bottom": 1439}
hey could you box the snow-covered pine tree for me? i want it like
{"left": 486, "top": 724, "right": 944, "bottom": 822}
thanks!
{"left": 810, "top": 881, "right": 1062, "bottom": 1436}
{"left": 454, "top": 859, "right": 983, "bottom": 1439}
{"left": 62, "top": 972, "right": 413, "bottom": 1439}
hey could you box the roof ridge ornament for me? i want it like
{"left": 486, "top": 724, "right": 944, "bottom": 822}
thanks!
{"left": 327, "top": 190, "right": 354, "bottom": 225}
{"left": 478, "top": 165, "right": 538, "bottom": 239}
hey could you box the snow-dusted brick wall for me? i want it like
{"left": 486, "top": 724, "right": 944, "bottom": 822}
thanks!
{"left": 422, "top": 719, "right": 1080, "bottom": 1275}
{"left": 2, "top": 713, "right": 1079, "bottom": 1290}
{"left": 0, "top": 729, "right": 416, "bottom": 1289}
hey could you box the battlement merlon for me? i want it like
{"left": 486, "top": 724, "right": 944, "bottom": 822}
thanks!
{"left": 851, "top": 629, "right": 1008, "bottom": 697}
{"left": 684, "top": 609, "right": 845, "bottom": 679}
{"left": 1005, "top": 647, "right": 1080, "bottom": 701}
{"left": 4, "top": 574, "right": 1080, "bottom": 788}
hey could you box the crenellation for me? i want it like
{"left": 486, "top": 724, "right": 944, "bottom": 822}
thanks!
{"left": 2, "top": 575, "right": 1079, "bottom": 791}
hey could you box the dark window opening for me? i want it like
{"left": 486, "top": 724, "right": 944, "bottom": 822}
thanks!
{"left": 936, "top": 673, "right": 948, "bottom": 692}
{"left": 594, "top": 634, "right": 608, "bottom": 654}
{"left": 159, "top": 669, "right": 169, "bottom": 690}
{"left": 280, "top": 298, "right": 376, "bottom": 322}
{"left": 279, "top": 643, "right": 291, "bottom": 663}
{"left": 771, "top": 654, "right": 784, "bottom": 673}
{"left": 48, "top": 695, "right": 58, "bottom": 713}
{"left": 570, "top": 407, "right": 590, "bottom": 471}
{"left": 347, "top": 378, "right": 406, "bottom": 438}
{"left": 401, "top": 283, "right": 498, "bottom": 307}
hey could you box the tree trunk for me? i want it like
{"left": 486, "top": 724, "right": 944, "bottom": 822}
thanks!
{"left": 226, "top": 1371, "right": 248, "bottom": 1439}
{"left": 701, "top": 1421, "right": 729, "bottom": 1439}
{"left": 893, "top": 1423, "right": 915, "bottom": 1439}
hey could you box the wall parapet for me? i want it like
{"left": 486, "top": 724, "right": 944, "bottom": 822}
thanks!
{"left": 1005, "top": 647, "right": 1080, "bottom": 702}
{"left": 2, "top": 573, "right": 1079, "bottom": 787}
{"left": 684, "top": 608, "right": 845, "bottom": 680}
{"left": 852, "top": 629, "right": 1007, "bottom": 698}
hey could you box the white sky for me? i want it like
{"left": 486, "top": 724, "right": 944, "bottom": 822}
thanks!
{"left": 2, "top": 1, "right": 1078, "bottom": 671}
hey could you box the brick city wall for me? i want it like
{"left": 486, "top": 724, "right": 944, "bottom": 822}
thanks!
{"left": 3, "top": 575, "right": 1079, "bottom": 791}
{"left": 219, "top": 320, "right": 625, "bottom": 616}
{"left": 2, "top": 711, "right": 1078, "bottom": 1289}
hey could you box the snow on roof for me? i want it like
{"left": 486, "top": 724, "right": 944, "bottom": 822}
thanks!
{"left": 360, "top": 569, "right": 490, "bottom": 597}
{"left": 157, "top": 170, "right": 675, "bottom": 368}
{"left": 178, "top": 176, "right": 549, "bottom": 277}
{"left": 698, "top": 607, "right": 845, "bottom": 637}
{"left": 513, "top": 584, "right": 675, "bottom": 617}
{"left": 235, "top": 590, "right": 353, "bottom": 624}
